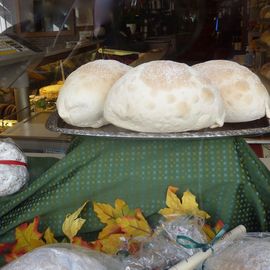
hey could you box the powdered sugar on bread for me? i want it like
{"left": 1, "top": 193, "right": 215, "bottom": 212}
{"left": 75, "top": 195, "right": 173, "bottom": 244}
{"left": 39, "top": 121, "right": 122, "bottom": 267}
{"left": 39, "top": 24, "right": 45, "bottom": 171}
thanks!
{"left": 104, "top": 61, "right": 225, "bottom": 132}
{"left": 57, "top": 60, "right": 131, "bottom": 128}
{"left": 194, "top": 60, "right": 270, "bottom": 122}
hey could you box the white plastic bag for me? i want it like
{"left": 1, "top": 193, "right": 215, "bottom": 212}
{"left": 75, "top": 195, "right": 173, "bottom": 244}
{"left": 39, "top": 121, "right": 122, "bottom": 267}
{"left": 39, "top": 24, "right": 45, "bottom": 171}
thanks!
{"left": 2, "top": 244, "right": 123, "bottom": 270}
{"left": 122, "top": 216, "right": 207, "bottom": 270}
{"left": 203, "top": 233, "right": 270, "bottom": 270}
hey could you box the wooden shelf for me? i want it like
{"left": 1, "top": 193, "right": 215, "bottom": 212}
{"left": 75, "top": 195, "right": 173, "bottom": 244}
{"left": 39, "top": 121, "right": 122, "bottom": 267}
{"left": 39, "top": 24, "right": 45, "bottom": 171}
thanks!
{"left": 38, "top": 40, "right": 103, "bottom": 66}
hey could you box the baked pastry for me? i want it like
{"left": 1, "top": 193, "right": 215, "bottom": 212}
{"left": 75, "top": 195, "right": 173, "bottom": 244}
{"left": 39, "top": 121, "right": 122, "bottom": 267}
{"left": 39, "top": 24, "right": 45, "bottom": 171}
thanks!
{"left": 194, "top": 60, "right": 270, "bottom": 122}
{"left": 56, "top": 60, "right": 131, "bottom": 127}
{"left": 39, "top": 82, "right": 63, "bottom": 101}
{"left": 104, "top": 60, "right": 225, "bottom": 133}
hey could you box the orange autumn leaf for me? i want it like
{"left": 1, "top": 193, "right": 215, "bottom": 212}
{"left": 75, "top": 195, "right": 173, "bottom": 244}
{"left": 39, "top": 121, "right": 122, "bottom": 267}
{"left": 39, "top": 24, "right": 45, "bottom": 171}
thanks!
{"left": 117, "top": 209, "right": 152, "bottom": 238}
{"left": 99, "top": 234, "right": 127, "bottom": 255}
{"left": 89, "top": 240, "right": 103, "bottom": 252}
{"left": 93, "top": 199, "right": 135, "bottom": 225}
{"left": 3, "top": 217, "right": 45, "bottom": 262}
{"left": 93, "top": 199, "right": 152, "bottom": 255}
{"left": 4, "top": 248, "right": 25, "bottom": 263}
{"left": 128, "top": 240, "right": 141, "bottom": 255}
{"left": 203, "top": 220, "right": 225, "bottom": 241}
{"left": 0, "top": 243, "right": 15, "bottom": 253}
{"left": 72, "top": 236, "right": 92, "bottom": 249}
{"left": 159, "top": 186, "right": 210, "bottom": 219}
{"left": 214, "top": 220, "right": 225, "bottom": 234}
{"left": 98, "top": 223, "right": 123, "bottom": 240}
{"left": 13, "top": 217, "right": 45, "bottom": 253}
{"left": 203, "top": 224, "right": 216, "bottom": 241}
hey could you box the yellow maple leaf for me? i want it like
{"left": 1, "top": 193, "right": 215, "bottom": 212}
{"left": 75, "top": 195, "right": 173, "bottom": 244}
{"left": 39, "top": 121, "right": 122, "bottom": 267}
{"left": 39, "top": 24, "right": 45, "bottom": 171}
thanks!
{"left": 159, "top": 186, "right": 210, "bottom": 219}
{"left": 93, "top": 199, "right": 153, "bottom": 254}
{"left": 44, "top": 228, "right": 58, "bottom": 244}
{"left": 93, "top": 199, "right": 134, "bottom": 225}
{"left": 62, "top": 201, "right": 88, "bottom": 241}
{"left": 117, "top": 209, "right": 152, "bottom": 238}
{"left": 13, "top": 217, "right": 45, "bottom": 253}
{"left": 100, "top": 234, "right": 127, "bottom": 255}
{"left": 98, "top": 223, "right": 123, "bottom": 240}
{"left": 93, "top": 203, "right": 115, "bottom": 224}
{"left": 166, "top": 186, "right": 183, "bottom": 210}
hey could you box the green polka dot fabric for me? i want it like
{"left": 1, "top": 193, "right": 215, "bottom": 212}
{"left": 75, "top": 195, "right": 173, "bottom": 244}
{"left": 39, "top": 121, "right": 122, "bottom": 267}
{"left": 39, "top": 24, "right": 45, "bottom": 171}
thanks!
{"left": 0, "top": 137, "right": 270, "bottom": 246}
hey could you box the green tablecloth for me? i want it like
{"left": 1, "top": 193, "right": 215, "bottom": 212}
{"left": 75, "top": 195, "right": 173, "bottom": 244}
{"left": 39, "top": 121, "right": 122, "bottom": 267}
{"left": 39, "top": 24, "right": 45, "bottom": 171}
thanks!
{"left": 0, "top": 137, "right": 270, "bottom": 246}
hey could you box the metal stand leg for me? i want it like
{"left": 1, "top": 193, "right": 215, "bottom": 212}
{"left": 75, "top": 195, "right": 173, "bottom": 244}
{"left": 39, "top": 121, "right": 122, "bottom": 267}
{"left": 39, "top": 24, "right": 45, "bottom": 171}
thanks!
{"left": 13, "top": 87, "right": 30, "bottom": 122}
{"left": 12, "top": 73, "right": 31, "bottom": 122}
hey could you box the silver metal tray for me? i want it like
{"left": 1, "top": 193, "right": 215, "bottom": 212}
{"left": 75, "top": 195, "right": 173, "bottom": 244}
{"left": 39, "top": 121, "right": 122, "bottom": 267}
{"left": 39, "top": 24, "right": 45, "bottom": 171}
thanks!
{"left": 46, "top": 111, "right": 270, "bottom": 139}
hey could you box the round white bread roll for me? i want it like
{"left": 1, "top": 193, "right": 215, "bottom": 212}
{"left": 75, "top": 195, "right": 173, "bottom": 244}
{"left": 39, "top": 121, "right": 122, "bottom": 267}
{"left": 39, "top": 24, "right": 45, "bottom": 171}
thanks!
{"left": 104, "top": 60, "right": 225, "bottom": 133}
{"left": 56, "top": 60, "right": 131, "bottom": 127}
{"left": 194, "top": 60, "right": 270, "bottom": 123}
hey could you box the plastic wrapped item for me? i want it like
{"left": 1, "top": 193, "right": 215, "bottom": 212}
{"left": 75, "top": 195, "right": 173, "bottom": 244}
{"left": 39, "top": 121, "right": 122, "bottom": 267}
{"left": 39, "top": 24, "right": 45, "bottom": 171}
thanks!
{"left": 2, "top": 244, "right": 123, "bottom": 270}
{"left": 170, "top": 225, "right": 246, "bottom": 270}
{"left": 122, "top": 216, "right": 207, "bottom": 270}
{"left": 203, "top": 233, "right": 270, "bottom": 270}
{"left": 0, "top": 140, "right": 29, "bottom": 196}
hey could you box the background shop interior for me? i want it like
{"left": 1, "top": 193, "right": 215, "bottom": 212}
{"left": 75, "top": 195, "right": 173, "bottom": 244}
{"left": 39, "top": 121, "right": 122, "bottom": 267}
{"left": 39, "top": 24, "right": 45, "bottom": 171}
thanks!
{"left": 0, "top": 0, "right": 270, "bottom": 163}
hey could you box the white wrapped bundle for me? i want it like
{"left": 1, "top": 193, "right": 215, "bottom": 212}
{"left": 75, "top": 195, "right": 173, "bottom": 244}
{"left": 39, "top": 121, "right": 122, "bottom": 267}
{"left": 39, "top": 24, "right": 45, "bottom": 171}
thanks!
{"left": 0, "top": 141, "right": 28, "bottom": 196}
{"left": 204, "top": 233, "right": 270, "bottom": 270}
{"left": 2, "top": 245, "right": 123, "bottom": 270}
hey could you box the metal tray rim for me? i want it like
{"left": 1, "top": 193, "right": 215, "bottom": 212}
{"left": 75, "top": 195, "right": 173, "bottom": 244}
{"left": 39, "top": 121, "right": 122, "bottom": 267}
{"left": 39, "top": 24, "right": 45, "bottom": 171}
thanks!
{"left": 46, "top": 111, "right": 270, "bottom": 139}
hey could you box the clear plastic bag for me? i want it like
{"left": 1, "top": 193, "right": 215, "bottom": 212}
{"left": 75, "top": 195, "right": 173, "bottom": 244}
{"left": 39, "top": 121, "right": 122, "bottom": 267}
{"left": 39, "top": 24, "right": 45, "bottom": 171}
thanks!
{"left": 122, "top": 216, "right": 207, "bottom": 270}
{"left": 203, "top": 233, "right": 270, "bottom": 270}
{"left": 0, "top": 140, "right": 29, "bottom": 197}
{"left": 2, "top": 244, "right": 123, "bottom": 270}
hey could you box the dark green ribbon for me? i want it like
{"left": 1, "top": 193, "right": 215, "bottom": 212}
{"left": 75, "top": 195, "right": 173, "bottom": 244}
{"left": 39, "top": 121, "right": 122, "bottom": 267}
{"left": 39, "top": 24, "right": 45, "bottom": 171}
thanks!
{"left": 116, "top": 250, "right": 130, "bottom": 257}
{"left": 176, "top": 224, "right": 229, "bottom": 252}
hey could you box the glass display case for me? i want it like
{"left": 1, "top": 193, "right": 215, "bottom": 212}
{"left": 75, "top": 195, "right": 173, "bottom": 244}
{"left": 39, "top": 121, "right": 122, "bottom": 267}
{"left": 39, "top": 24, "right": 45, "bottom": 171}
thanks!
{"left": 0, "top": 2, "right": 270, "bottom": 270}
